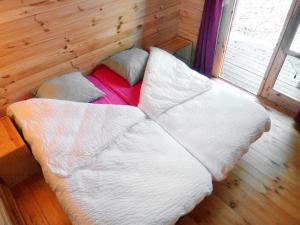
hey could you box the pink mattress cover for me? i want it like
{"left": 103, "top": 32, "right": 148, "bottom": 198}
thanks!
{"left": 87, "top": 65, "right": 142, "bottom": 106}
{"left": 86, "top": 76, "right": 127, "bottom": 105}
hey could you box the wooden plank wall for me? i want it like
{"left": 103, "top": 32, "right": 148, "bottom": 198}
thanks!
{"left": 178, "top": 0, "right": 205, "bottom": 47}
{"left": 0, "top": 0, "right": 180, "bottom": 115}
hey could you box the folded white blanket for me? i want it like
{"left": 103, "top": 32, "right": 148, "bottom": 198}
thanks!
{"left": 156, "top": 82, "right": 271, "bottom": 181}
{"left": 139, "top": 47, "right": 211, "bottom": 119}
{"left": 7, "top": 47, "right": 270, "bottom": 225}
{"left": 139, "top": 47, "right": 270, "bottom": 181}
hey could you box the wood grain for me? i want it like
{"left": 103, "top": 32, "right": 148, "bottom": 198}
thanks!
{"left": 0, "top": 116, "right": 41, "bottom": 187}
{"left": 0, "top": 179, "right": 25, "bottom": 225}
{"left": 11, "top": 80, "right": 300, "bottom": 225}
{"left": 156, "top": 36, "right": 192, "bottom": 53}
{"left": 0, "top": 116, "right": 25, "bottom": 157}
{"left": 0, "top": 0, "right": 180, "bottom": 115}
{"left": 178, "top": 0, "right": 205, "bottom": 47}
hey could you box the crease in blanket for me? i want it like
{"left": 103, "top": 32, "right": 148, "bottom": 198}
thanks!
{"left": 152, "top": 113, "right": 213, "bottom": 175}
{"left": 138, "top": 94, "right": 213, "bottom": 176}
{"left": 59, "top": 117, "right": 148, "bottom": 179}
{"left": 138, "top": 47, "right": 212, "bottom": 119}
{"left": 145, "top": 88, "right": 212, "bottom": 120}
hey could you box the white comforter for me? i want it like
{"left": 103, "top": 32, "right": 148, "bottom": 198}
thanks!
{"left": 7, "top": 47, "right": 270, "bottom": 225}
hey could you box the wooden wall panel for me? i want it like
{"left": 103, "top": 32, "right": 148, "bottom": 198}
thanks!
{"left": 0, "top": 0, "right": 180, "bottom": 115}
{"left": 178, "top": 0, "right": 205, "bottom": 47}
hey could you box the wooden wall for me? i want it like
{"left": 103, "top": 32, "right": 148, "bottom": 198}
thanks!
{"left": 178, "top": 0, "right": 205, "bottom": 47}
{"left": 0, "top": 0, "right": 180, "bottom": 115}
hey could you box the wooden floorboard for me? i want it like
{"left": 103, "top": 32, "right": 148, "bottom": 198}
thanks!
{"left": 10, "top": 80, "right": 300, "bottom": 225}
{"left": 12, "top": 175, "right": 71, "bottom": 225}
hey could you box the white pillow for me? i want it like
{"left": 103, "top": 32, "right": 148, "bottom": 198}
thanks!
{"left": 34, "top": 72, "right": 105, "bottom": 102}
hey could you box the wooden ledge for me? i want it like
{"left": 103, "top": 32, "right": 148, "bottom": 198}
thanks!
{"left": 156, "top": 36, "right": 192, "bottom": 53}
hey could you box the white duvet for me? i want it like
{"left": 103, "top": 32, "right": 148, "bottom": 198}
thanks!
{"left": 7, "top": 47, "right": 270, "bottom": 225}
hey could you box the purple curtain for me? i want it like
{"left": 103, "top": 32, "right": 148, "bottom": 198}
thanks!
{"left": 194, "top": 0, "right": 223, "bottom": 77}
{"left": 295, "top": 110, "right": 300, "bottom": 126}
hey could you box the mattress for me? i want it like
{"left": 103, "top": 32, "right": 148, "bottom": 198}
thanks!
{"left": 87, "top": 65, "right": 142, "bottom": 106}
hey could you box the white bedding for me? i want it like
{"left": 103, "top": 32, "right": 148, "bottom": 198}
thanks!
{"left": 7, "top": 47, "right": 270, "bottom": 225}
{"left": 139, "top": 47, "right": 270, "bottom": 181}
{"left": 156, "top": 83, "right": 270, "bottom": 181}
{"left": 8, "top": 100, "right": 212, "bottom": 225}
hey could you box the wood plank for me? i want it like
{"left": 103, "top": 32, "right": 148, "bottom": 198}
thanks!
{"left": 0, "top": 179, "right": 25, "bottom": 225}
{"left": 178, "top": 0, "right": 204, "bottom": 47}
{"left": 226, "top": 44, "right": 299, "bottom": 84}
{"left": 0, "top": 116, "right": 25, "bottom": 157}
{"left": 29, "top": 175, "right": 71, "bottom": 225}
{"left": 156, "top": 36, "right": 192, "bottom": 53}
{"left": 221, "top": 69, "right": 260, "bottom": 94}
{"left": 12, "top": 182, "right": 49, "bottom": 225}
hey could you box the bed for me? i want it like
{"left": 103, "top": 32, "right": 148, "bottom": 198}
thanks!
{"left": 7, "top": 47, "right": 271, "bottom": 225}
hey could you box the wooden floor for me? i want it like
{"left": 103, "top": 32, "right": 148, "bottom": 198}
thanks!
{"left": 11, "top": 80, "right": 300, "bottom": 225}
{"left": 221, "top": 40, "right": 300, "bottom": 101}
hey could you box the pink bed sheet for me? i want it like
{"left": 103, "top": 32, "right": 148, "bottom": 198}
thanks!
{"left": 86, "top": 76, "right": 127, "bottom": 105}
{"left": 87, "top": 65, "right": 142, "bottom": 106}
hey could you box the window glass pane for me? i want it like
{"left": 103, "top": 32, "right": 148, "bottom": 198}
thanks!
{"left": 290, "top": 24, "right": 300, "bottom": 52}
{"left": 220, "top": 0, "right": 293, "bottom": 94}
{"left": 274, "top": 55, "right": 300, "bottom": 101}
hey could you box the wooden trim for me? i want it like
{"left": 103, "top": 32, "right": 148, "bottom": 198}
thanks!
{"left": 258, "top": 0, "right": 300, "bottom": 113}
{"left": 0, "top": 116, "right": 25, "bottom": 158}
{"left": 177, "top": 0, "right": 205, "bottom": 48}
{"left": 265, "top": 89, "right": 300, "bottom": 114}
{"left": 155, "top": 36, "right": 192, "bottom": 53}
{"left": 212, "top": 0, "right": 238, "bottom": 78}
{"left": 286, "top": 49, "right": 300, "bottom": 59}
{"left": 0, "top": 116, "right": 41, "bottom": 187}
